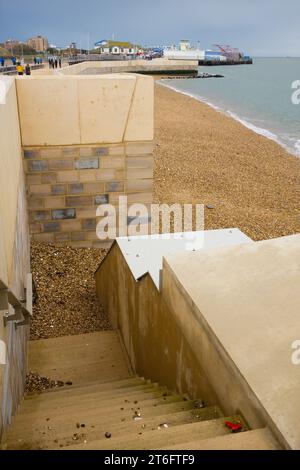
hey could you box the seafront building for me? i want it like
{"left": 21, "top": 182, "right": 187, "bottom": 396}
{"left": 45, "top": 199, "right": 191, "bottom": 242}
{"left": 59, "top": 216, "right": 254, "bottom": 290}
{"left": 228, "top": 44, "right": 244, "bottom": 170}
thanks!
{"left": 94, "top": 39, "right": 139, "bottom": 55}
{"left": 27, "top": 36, "right": 49, "bottom": 52}
{"left": 0, "top": 59, "right": 298, "bottom": 450}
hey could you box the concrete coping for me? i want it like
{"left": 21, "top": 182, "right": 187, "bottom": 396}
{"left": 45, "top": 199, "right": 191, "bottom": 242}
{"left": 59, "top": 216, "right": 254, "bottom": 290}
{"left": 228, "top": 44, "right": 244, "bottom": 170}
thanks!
{"left": 116, "top": 228, "right": 252, "bottom": 289}
{"left": 163, "top": 233, "right": 300, "bottom": 449}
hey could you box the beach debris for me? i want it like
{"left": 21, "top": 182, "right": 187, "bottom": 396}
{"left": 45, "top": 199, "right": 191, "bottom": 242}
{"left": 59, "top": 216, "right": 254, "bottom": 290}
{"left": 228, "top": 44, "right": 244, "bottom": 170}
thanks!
{"left": 225, "top": 420, "right": 243, "bottom": 433}
{"left": 206, "top": 204, "right": 215, "bottom": 210}
{"left": 105, "top": 432, "right": 112, "bottom": 439}
{"left": 193, "top": 399, "right": 206, "bottom": 409}
{"left": 158, "top": 423, "right": 169, "bottom": 430}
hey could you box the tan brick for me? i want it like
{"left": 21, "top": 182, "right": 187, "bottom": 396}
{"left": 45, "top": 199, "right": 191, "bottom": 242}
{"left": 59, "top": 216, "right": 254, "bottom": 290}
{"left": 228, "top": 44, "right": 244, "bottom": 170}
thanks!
{"left": 66, "top": 196, "right": 93, "bottom": 207}
{"left": 76, "top": 208, "right": 97, "bottom": 219}
{"left": 127, "top": 192, "right": 153, "bottom": 204}
{"left": 29, "top": 184, "right": 51, "bottom": 196}
{"left": 126, "top": 142, "right": 154, "bottom": 156}
{"left": 100, "top": 156, "right": 125, "bottom": 169}
{"left": 108, "top": 193, "right": 124, "bottom": 205}
{"left": 84, "top": 182, "right": 105, "bottom": 194}
{"left": 60, "top": 219, "right": 82, "bottom": 232}
{"left": 126, "top": 179, "right": 153, "bottom": 192}
{"left": 48, "top": 159, "right": 74, "bottom": 171}
{"left": 55, "top": 232, "right": 70, "bottom": 242}
{"left": 44, "top": 196, "right": 65, "bottom": 209}
{"left": 71, "top": 232, "right": 87, "bottom": 241}
{"left": 95, "top": 169, "right": 115, "bottom": 181}
{"left": 79, "top": 147, "right": 93, "bottom": 157}
{"left": 30, "top": 222, "right": 41, "bottom": 234}
{"left": 40, "top": 148, "right": 63, "bottom": 159}
{"left": 85, "top": 231, "right": 98, "bottom": 241}
{"left": 28, "top": 196, "right": 44, "bottom": 209}
{"left": 126, "top": 156, "right": 153, "bottom": 169}
{"left": 109, "top": 145, "right": 125, "bottom": 156}
{"left": 62, "top": 147, "right": 80, "bottom": 157}
{"left": 41, "top": 173, "right": 57, "bottom": 184}
{"left": 79, "top": 170, "right": 96, "bottom": 182}
{"left": 57, "top": 171, "right": 79, "bottom": 183}
{"left": 33, "top": 233, "right": 54, "bottom": 243}
{"left": 27, "top": 174, "right": 41, "bottom": 185}
{"left": 127, "top": 168, "right": 153, "bottom": 179}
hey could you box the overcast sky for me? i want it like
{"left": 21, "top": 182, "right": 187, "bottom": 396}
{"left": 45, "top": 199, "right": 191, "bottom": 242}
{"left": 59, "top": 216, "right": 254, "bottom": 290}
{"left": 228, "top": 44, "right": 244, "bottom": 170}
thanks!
{"left": 1, "top": 0, "right": 300, "bottom": 56}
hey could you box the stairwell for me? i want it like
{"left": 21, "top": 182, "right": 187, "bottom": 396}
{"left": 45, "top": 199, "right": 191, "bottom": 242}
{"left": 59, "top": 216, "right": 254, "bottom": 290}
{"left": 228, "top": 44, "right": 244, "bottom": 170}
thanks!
{"left": 1, "top": 331, "right": 280, "bottom": 450}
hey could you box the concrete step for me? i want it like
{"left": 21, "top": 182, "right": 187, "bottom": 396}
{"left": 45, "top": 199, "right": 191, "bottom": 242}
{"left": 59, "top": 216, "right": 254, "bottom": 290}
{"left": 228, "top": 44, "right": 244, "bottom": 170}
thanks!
{"left": 4, "top": 406, "right": 223, "bottom": 450}
{"left": 64, "top": 415, "right": 244, "bottom": 450}
{"left": 19, "top": 385, "right": 168, "bottom": 415}
{"left": 160, "top": 428, "right": 281, "bottom": 450}
{"left": 27, "top": 362, "right": 130, "bottom": 386}
{"left": 28, "top": 331, "right": 130, "bottom": 385}
{"left": 29, "top": 331, "right": 120, "bottom": 352}
{"left": 24, "top": 382, "right": 158, "bottom": 406}
{"left": 25, "top": 375, "right": 144, "bottom": 398}
{"left": 7, "top": 397, "right": 198, "bottom": 436}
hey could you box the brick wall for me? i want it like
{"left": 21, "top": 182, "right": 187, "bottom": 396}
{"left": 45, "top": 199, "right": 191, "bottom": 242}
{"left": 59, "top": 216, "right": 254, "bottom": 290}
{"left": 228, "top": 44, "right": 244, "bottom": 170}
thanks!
{"left": 24, "top": 142, "right": 153, "bottom": 247}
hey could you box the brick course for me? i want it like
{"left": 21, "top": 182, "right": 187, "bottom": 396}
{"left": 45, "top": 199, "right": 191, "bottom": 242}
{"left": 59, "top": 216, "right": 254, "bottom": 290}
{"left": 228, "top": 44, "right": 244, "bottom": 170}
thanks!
{"left": 24, "top": 142, "right": 153, "bottom": 247}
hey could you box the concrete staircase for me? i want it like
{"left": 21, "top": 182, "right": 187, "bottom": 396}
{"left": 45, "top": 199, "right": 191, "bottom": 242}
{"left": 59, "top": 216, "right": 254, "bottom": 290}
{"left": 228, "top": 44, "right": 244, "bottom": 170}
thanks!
{"left": 2, "top": 331, "right": 280, "bottom": 450}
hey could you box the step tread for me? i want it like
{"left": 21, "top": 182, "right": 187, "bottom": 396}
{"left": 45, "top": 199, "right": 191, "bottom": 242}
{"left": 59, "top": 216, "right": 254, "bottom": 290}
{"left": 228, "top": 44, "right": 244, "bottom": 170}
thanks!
{"left": 7, "top": 398, "right": 197, "bottom": 435}
{"left": 25, "top": 375, "right": 141, "bottom": 397}
{"left": 4, "top": 407, "right": 223, "bottom": 450}
{"left": 18, "top": 386, "right": 168, "bottom": 415}
{"left": 159, "top": 428, "right": 281, "bottom": 450}
{"left": 28, "top": 331, "right": 130, "bottom": 385}
{"left": 24, "top": 383, "right": 158, "bottom": 406}
{"left": 64, "top": 415, "right": 245, "bottom": 450}
{"left": 29, "top": 331, "right": 118, "bottom": 351}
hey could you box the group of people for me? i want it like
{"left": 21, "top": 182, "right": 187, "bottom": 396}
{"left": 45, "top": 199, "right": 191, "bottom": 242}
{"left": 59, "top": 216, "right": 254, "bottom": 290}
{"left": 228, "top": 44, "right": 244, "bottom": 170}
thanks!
{"left": 48, "top": 57, "right": 62, "bottom": 69}
{"left": 16, "top": 61, "right": 31, "bottom": 76}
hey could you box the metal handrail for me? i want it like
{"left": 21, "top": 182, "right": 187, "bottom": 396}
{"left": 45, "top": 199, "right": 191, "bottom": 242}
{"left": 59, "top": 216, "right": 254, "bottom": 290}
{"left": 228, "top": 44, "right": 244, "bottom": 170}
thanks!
{"left": 0, "top": 274, "right": 32, "bottom": 328}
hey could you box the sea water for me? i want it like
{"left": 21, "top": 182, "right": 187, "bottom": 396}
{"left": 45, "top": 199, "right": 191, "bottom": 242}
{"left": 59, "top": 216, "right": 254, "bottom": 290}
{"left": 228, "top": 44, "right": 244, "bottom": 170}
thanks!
{"left": 161, "top": 57, "right": 300, "bottom": 157}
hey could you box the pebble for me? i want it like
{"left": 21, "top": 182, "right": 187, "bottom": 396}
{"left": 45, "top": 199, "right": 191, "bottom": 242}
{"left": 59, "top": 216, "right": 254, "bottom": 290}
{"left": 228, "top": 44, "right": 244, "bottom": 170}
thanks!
{"left": 30, "top": 242, "right": 111, "bottom": 340}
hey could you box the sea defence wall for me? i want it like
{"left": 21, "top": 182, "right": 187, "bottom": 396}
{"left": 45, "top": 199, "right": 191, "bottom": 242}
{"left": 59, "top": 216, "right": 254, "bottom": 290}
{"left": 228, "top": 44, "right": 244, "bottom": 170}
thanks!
{"left": 59, "top": 58, "right": 199, "bottom": 76}
{"left": 15, "top": 74, "right": 154, "bottom": 247}
{"left": 95, "top": 233, "right": 300, "bottom": 449}
{"left": 0, "top": 77, "right": 30, "bottom": 434}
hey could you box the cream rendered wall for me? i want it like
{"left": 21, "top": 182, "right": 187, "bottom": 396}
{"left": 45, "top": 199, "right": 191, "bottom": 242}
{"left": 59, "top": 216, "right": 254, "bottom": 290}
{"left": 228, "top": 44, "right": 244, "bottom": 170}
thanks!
{"left": 0, "top": 77, "right": 30, "bottom": 435}
{"left": 0, "top": 78, "right": 22, "bottom": 284}
{"left": 16, "top": 74, "right": 154, "bottom": 146}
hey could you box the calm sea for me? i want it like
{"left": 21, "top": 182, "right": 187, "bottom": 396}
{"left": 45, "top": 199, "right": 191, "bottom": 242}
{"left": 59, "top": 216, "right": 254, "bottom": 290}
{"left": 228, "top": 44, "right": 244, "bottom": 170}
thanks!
{"left": 161, "top": 57, "right": 300, "bottom": 157}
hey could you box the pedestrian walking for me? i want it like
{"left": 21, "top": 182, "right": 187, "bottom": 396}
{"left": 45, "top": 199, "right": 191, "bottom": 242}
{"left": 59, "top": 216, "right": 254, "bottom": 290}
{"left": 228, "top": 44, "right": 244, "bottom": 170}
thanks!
{"left": 59, "top": 58, "right": 62, "bottom": 68}
{"left": 16, "top": 62, "right": 24, "bottom": 76}
{"left": 25, "top": 64, "right": 31, "bottom": 76}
